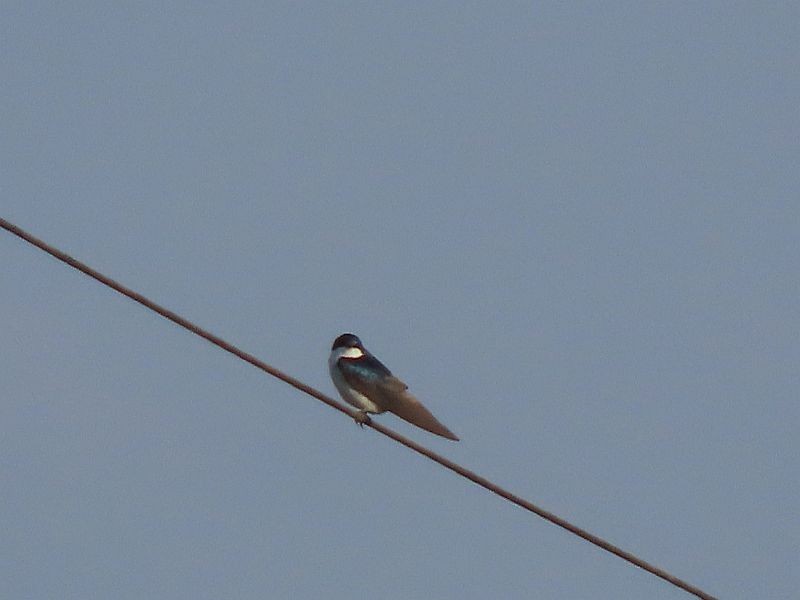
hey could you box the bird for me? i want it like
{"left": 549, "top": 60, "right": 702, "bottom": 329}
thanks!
{"left": 328, "top": 333, "right": 459, "bottom": 441}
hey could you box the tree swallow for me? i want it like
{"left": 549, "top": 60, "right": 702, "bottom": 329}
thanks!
{"left": 328, "top": 333, "right": 459, "bottom": 441}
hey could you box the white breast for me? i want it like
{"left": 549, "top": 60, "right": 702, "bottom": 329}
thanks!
{"left": 328, "top": 349, "right": 382, "bottom": 413}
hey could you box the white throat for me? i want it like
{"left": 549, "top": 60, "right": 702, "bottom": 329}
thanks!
{"left": 331, "top": 346, "right": 365, "bottom": 361}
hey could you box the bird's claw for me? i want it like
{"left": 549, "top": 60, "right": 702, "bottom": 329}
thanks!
{"left": 353, "top": 411, "right": 371, "bottom": 427}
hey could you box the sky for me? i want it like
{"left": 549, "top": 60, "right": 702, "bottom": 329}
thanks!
{"left": 2, "top": 3, "right": 798, "bottom": 599}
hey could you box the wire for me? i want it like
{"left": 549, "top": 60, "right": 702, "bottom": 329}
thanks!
{"left": 1, "top": 217, "right": 718, "bottom": 600}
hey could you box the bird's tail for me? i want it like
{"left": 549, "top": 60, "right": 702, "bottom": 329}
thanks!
{"left": 390, "top": 392, "right": 459, "bottom": 441}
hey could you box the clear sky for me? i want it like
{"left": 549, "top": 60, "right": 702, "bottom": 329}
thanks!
{"left": 2, "top": 3, "right": 797, "bottom": 599}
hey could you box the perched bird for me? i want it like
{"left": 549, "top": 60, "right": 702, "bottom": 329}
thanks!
{"left": 328, "top": 333, "right": 459, "bottom": 441}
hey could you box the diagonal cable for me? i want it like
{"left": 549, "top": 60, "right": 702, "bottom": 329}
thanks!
{"left": 1, "top": 217, "right": 717, "bottom": 600}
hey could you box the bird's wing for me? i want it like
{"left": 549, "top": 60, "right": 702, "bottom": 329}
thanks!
{"left": 338, "top": 355, "right": 458, "bottom": 440}
{"left": 337, "top": 352, "right": 398, "bottom": 406}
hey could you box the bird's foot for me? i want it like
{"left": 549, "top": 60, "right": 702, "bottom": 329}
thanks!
{"left": 353, "top": 410, "right": 372, "bottom": 427}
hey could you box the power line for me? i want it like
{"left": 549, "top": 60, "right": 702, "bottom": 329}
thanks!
{"left": 1, "top": 217, "right": 718, "bottom": 600}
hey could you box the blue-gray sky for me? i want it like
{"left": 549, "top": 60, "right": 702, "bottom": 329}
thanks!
{"left": 2, "top": 3, "right": 797, "bottom": 599}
